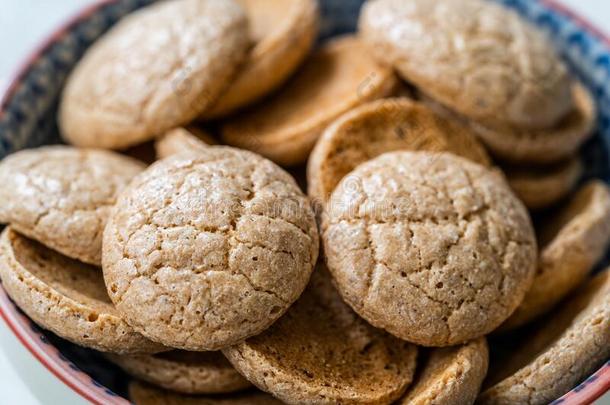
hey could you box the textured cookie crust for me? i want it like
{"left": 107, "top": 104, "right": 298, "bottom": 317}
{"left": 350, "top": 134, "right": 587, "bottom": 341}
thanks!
{"left": 103, "top": 147, "right": 319, "bottom": 351}
{"left": 107, "top": 350, "right": 250, "bottom": 394}
{"left": 60, "top": 0, "right": 249, "bottom": 149}
{"left": 221, "top": 35, "right": 398, "bottom": 166}
{"left": 203, "top": 0, "right": 319, "bottom": 118}
{"left": 223, "top": 266, "right": 418, "bottom": 405}
{"left": 503, "top": 156, "right": 583, "bottom": 210}
{"left": 155, "top": 127, "right": 215, "bottom": 160}
{"left": 0, "top": 228, "right": 164, "bottom": 354}
{"left": 501, "top": 180, "right": 610, "bottom": 330}
{"left": 307, "top": 97, "right": 491, "bottom": 203}
{"left": 129, "top": 382, "right": 282, "bottom": 405}
{"left": 323, "top": 151, "right": 537, "bottom": 346}
{"left": 480, "top": 270, "right": 610, "bottom": 405}
{"left": 398, "top": 338, "right": 488, "bottom": 405}
{"left": 359, "top": 0, "right": 572, "bottom": 131}
{"left": 0, "top": 145, "right": 144, "bottom": 265}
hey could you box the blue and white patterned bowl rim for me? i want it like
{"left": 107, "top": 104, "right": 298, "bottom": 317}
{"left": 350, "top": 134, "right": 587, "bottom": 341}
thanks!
{"left": 0, "top": 0, "right": 609, "bottom": 403}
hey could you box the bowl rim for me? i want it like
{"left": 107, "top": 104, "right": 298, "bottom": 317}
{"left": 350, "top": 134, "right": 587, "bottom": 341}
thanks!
{"left": 0, "top": 0, "right": 609, "bottom": 404}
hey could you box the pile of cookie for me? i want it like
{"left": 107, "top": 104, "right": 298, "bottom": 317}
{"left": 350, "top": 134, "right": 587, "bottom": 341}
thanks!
{"left": 0, "top": 0, "right": 609, "bottom": 404}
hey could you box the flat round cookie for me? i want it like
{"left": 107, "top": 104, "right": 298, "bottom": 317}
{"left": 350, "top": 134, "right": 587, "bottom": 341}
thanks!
{"left": 202, "top": 0, "right": 319, "bottom": 118}
{"left": 471, "top": 82, "right": 596, "bottom": 164}
{"left": 59, "top": 0, "right": 249, "bottom": 149}
{"left": 323, "top": 151, "right": 537, "bottom": 346}
{"left": 503, "top": 156, "right": 583, "bottom": 210}
{"left": 359, "top": 0, "right": 572, "bottom": 131}
{"left": 223, "top": 265, "right": 418, "bottom": 405}
{"left": 398, "top": 338, "right": 488, "bottom": 405}
{"left": 479, "top": 270, "right": 610, "bottom": 405}
{"left": 107, "top": 350, "right": 250, "bottom": 394}
{"left": 0, "top": 228, "right": 164, "bottom": 354}
{"left": 0, "top": 145, "right": 144, "bottom": 265}
{"left": 221, "top": 35, "right": 398, "bottom": 166}
{"left": 501, "top": 180, "right": 610, "bottom": 330}
{"left": 307, "top": 97, "right": 491, "bottom": 203}
{"left": 129, "top": 382, "right": 282, "bottom": 405}
{"left": 155, "top": 127, "right": 216, "bottom": 160}
{"left": 103, "top": 147, "right": 319, "bottom": 351}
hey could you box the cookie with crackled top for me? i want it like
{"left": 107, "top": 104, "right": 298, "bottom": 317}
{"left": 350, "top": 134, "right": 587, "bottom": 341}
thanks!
{"left": 102, "top": 146, "right": 319, "bottom": 351}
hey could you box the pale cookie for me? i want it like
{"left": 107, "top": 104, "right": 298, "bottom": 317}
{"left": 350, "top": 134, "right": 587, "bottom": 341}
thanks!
{"left": 0, "top": 145, "right": 144, "bottom": 265}
{"left": 202, "top": 0, "right": 319, "bottom": 118}
{"left": 323, "top": 151, "right": 537, "bottom": 347}
{"left": 502, "top": 156, "right": 583, "bottom": 210}
{"left": 223, "top": 264, "right": 418, "bottom": 405}
{"left": 359, "top": 0, "right": 572, "bottom": 131}
{"left": 129, "top": 382, "right": 282, "bottom": 405}
{"left": 479, "top": 270, "right": 610, "bottom": 405}
{"left": 307, "top": 97, "right": 491, "bottom": 203}
{"left": 0, "top": 228, "right": 164, "bottom": 354}
{"left": 221, "top": 35, "right": 398, "bottom": 166}
{"left": 155, "top": 127, "right": 216, "bottom": 160}
{"left": 107, "top": 350, "right": 250, "bottom": 394}
{"left": 501, "top": 180, "right": 610, "bottom": 330}
{"left": 471, "top": 82, "right": 596, "bottom": 164}
{"left": 59, "top": 0, "right": 249, "bottom": 149}
{"left": 103, "top": 147, "right": 319, "bottom": 351}
{"left": 398, "top": 338, "right": 488, "bottom": 405}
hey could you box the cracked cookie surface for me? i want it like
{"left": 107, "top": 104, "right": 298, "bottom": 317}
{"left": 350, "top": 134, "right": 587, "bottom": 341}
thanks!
{"left": 322, "top": 151, "right": 537, "bottom": 346}
{"left": 223, "top": 265, "right": 418, "bottom": 405}
{"left": 103, "top": 146, "right": 319, "bottom": 351}
{"left": 0, "top": 145, "right": 144, "bottom": 265}
{"left": 359, "top": 0, "right": 572, "bottom": 131}
{"left": 0, "top": 228, "right": 164, "bottom": 354}
{"left": 107, "top": 350, "right": 250, "bottom": 394}
{"left": 60, "top": 0, "right": 249, "bottom": 149}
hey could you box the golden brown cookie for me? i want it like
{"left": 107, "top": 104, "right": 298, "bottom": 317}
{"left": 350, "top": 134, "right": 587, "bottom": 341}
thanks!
{"left": 0, "top": 145, "right": 144, "bottom": 265}
{"left": 129, "top": 382, "right": 282, "bottom": 405}
{"left": 502, "top": 156, "right": 583, "bottom": 210}
{"left": 221, "top": 35, "right": 398, "bottom": 166}
{"left": 223, "top": 265, "right": 418, "bottom": 405}
{"left": 59, "top": 0, "right": 249, "bottom": 149}
{"left": 155, "top": 127, "right": 216, "bottom": 160}
{"left": 323, "top": 151, "right": 537, "bottom": 347}
{"left": 0, "top": 228, "right": 164, "bottom": 354}
{"left": 107, "top": 350, "right": 250, "bottom": 394}
{"left": 479, "top": 270, "right": 610, "bottom": 405}
{"left": 398, "top": 338, "right": 489, "bottom": 405}
{"left": 307, "top": 97, "right": 491, "bottom": 203}
{"left": 103, "top": 147, "right": 319, "bottom": 351}
{"left": 203, "top": 0, "right": 319, "bottom": 118}
{"left": 359, "top": 0, "right": 572, "bottom": 131}
{"left": 501, "top": 180, "right": 610, "bottom": 330}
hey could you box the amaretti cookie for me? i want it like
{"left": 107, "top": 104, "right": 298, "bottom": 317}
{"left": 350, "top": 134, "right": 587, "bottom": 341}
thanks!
{"left": 223, "top": 265, "right": 418, "bottom": 405}
{"left": 359, "top": 0, "right": 572, "bottom": 131}
{"left": 398, "top": 338, "right": 488, "bottom": 405}
{"left": 0, "top": 228, "right": 164, "bottom": 354}
{"left": 103, "top": 147, "right": 319, "bottom": 351}
{"left": 221, "top": 35, "right": 398, "bottom": 166}
{"left": 129, "top": 382, "right": 282, "bottom": 405}
{"left": 60, "top": 0, "right": 249, "bottom": 149}
{"left": 203, "top": 0, "right": 319, "bottom": 118}
{"left": 107, "top": 350, "right": 250, "bottom": 394}
{"left": 0, "top": 145, "right": 144, "bottom": 265}
{"left": 479, "top": 270, "right": 610, "bottom": 405}
{"left": 155, "top": 127, "right": 215, "bottom": 160}
{"left": 307, "top": 98, "right": 491, "bottom": 203}
{"left": 501, "top": 180, "right": 610, "bottom": 330}
{"left": 503, "top": 156, "right": 583, "bottom": 210}
{"left": 322, "top": 151, "right": 537, "bottom": 346}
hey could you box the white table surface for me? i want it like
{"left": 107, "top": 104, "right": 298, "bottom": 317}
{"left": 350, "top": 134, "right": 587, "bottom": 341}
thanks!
{"left": 1, "top": 1, "right": 610, "bottom": 404}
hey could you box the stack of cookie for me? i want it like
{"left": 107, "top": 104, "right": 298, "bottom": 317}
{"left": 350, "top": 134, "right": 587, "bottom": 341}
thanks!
{"left": 0, "top": 0, "right": 609, "bottom": 404}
